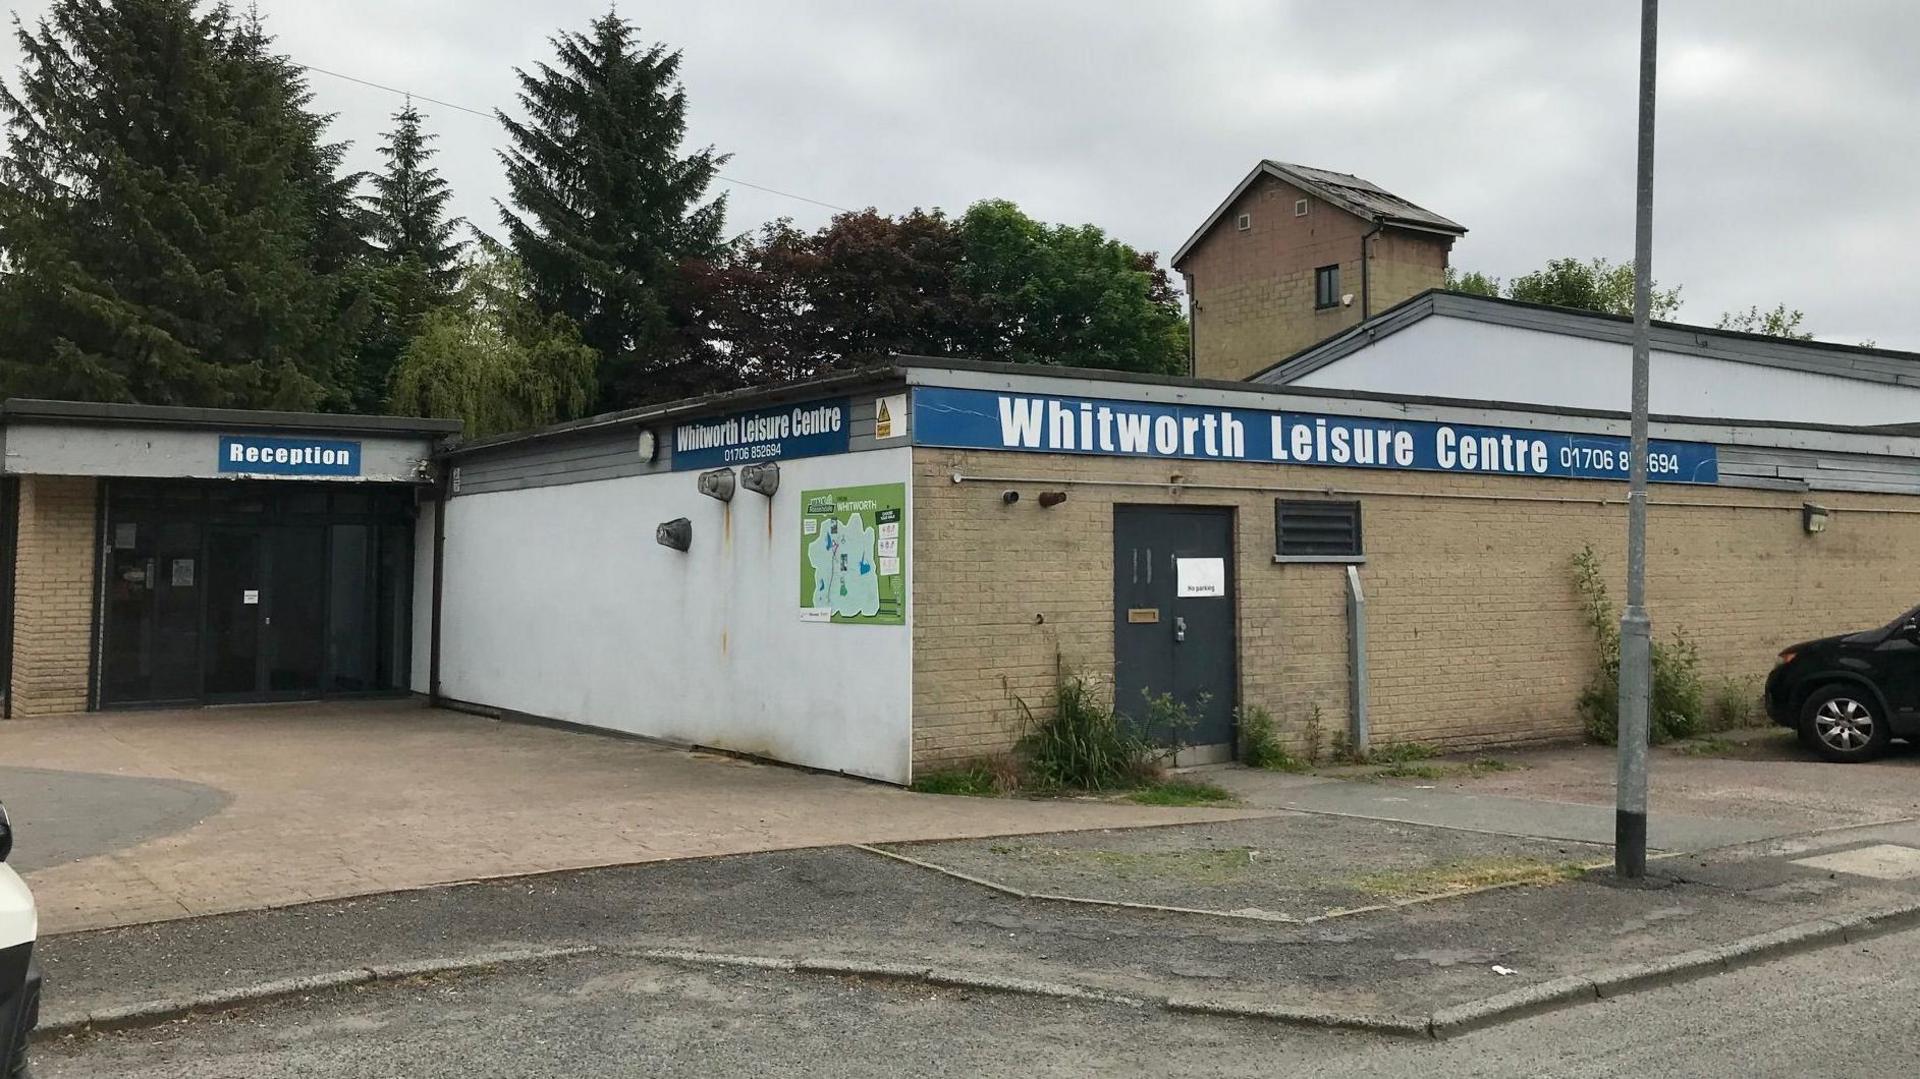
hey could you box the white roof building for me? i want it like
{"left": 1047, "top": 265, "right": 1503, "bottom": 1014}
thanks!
{"left": 1251, "top": 291, "right": 1920, "bottom": 429}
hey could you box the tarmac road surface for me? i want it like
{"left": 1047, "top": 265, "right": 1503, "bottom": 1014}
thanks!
{"left": 34, "top": 923, "right": 1920, "bottom": 1078}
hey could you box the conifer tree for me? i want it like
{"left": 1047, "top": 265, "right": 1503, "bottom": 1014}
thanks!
{"left": 497, "top": 12, "right": 730, "bottom": 405}
{"left": 368, "top": 101, "right": 462, "bottom": 285}
{"left": 354, "top": 101, "right": 463, "bottom": 412}
{"left": 0, "top": 0, "right": 367, "bottom": 408}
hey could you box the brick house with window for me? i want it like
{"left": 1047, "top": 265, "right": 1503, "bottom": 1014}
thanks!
{"left": 1173, "top": 161, "right": 1467, "bottom": 382}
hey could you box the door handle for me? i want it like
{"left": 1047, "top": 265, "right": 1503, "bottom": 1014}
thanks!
{"left": 1174, "top": 616, "right": 1187, "bottom": 643}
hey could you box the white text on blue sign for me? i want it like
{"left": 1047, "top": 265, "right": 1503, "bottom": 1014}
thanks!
{"left": 911, "top": 388, "right": 1718, "bottom": 484}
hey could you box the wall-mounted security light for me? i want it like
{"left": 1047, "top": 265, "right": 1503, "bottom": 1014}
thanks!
{"left": 697, "top": 467, "right": 736, "bottom": 502}
{"left": 656, "top": 517, "right": 692, "bottom": 551}
{"left": 1803, "top": 503, "right": 1830, "bottom": 534}
{"left": 1001, "top": 490, "right": 1020, "bottom": 505}
{"left": 637, "top": 429, "right": 658, "bottom": 463}
{"left": 741, "top": 461, "right": 779, "bottom": 497}
{"left": 1037, "top": 491, "right": 1068, "bottom": 508}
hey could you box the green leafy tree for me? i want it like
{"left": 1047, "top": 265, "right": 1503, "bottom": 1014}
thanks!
{"left": 704, "top": 201, "right": 1186, "bottom": 384}
{"left": 388, "top": 250, "right": 597, "bottom": 438}
{"left": 1504, "top": 257, "right": 1681, "bottom": 319}
{"left": 1442, "top": 267, "right": 1502, "bottom": 297}
{"left": 956, "top": 199, "right": 1188, "bottom": 375}
{"left": 497, "top": 12, "right": 730, "bottom": 406}
{"left": 353, "top": 101, "right": 465, "bottom": 412}
{"left": 702, "top": 209, "right": 994, "bottom": 384}
{"left": 1716, "top": 303, "right": 1811, "bottom": 340}
{"left": 0, "top": 0, "right": 367, "bottom": 408}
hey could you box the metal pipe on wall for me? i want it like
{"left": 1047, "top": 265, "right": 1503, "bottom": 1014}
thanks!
{"left": 945, "top": 472, "right": 1917, "bottom": 516}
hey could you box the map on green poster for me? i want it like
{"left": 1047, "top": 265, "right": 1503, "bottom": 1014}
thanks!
{"left": 800, "top": 483, "right": 906, "bottom": 625}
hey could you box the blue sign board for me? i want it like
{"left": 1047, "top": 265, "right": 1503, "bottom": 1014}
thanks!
{"left": 218, "top": 435, "right": 362, "bottom": 477}
{"left": 671, "top": 398, "right": 852, "bottom": 471}
{"left": 912, "top": 387, "right": 1719, "bottom": 485}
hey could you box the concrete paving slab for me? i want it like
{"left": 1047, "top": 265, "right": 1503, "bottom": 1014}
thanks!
{"left": 1792, "top": 843, "right": 1920, "bottom": 880}
{"left": 1, "top": 701, "right": 1265, "bottom": 933}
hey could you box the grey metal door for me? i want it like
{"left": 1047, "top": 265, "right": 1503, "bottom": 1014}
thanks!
{"left": 1113, "top": 506, "right": 1237, "bottom": 753}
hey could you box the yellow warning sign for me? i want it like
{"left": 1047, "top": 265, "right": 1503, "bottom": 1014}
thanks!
{"left": 874, "top": 393, "right": 905, "bottom": 440}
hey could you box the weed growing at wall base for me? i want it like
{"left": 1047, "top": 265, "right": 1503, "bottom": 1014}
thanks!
{"left": 1236, "top": 705, "right": 1309, "bottom": 772}
{"left": 1572, "top": 544, "right": 1704, "bottom": 744}
{"left": 1017, "top": 674, "right": 1160, "bottom": 792}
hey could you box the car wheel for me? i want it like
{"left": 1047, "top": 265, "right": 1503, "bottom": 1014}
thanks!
{"left": 1800, "top": 686, "right": 1891, "bottom": 763}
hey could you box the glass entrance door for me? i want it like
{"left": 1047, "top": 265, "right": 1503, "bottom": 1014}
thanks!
{"left": 205, "top": 526, "right": 264, "bottom": 697}
{"left": 101, "top": 480, "right": 416, "bottom": 706}
{"left": 101, "top": 518, "right": 204, "bottom": 705}
{"left": 205, "top": 525, "right": 327, "bottom": 699}
{"left": 265, "top": 525, "right": 325, "bottom": 695}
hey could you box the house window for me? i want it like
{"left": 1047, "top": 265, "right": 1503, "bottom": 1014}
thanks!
{"left": 1314, "top": 265, "right": 1340, "bottom": 309}
{"left": 1274, "top": 500, "right": 1364, "bottom": 561}
{"left": 1294, "top": 198, "right": 1309, "bottom": 217}
{"left": 1235, "top": 213, "right": 1252, "bottom": 231}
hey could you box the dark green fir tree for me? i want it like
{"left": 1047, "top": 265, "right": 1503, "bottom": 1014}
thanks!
{"left": 0, "top": 0, "right": 368, "bottom": 409}
{"left": 354, "top": 100, "right": 464, "bottom": 412}
{"left": 497, "top": 11, "right": 731, "bottom": 405}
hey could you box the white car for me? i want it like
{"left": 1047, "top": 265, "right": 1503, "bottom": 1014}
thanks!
{"left": 0, "top": 804, "right": 36, "bottom": 1078}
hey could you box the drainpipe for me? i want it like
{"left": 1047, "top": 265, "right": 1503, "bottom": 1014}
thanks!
{"left": 1182, "top": 270, "right": 1198, "bottom": 377}
{"left": 1359, "top": 221, "right": 1384, "bottom": 320}
{"left": 428, "top": 463, "right": 448, "bottom": 707}
{"left": 1345, "top": 565, "right": 1370, "bottom": 758}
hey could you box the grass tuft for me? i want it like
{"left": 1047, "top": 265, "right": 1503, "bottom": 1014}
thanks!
{"left": 1671, "top": 736, "right": 1738, "bottom": 757}
{"left": 1353, "top": 857, "right": 1586, "bottom": 899}
{"left": 910, "top": 764, "right": 999, "bottom": 797}
{"left": 1370, "top": 757, "right": 1522, "bottom": 781}
{"left": 1125, "top": 778, "right": 1238, "bottom": 806}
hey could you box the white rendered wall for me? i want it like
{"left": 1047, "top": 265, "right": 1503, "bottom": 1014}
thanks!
{"left": 409, "top": 499, "right": 435, "bottom": 695}
{"left": 1289, "top": 318, "right": 1920, "bottom": 425}
{"left": 433, "top": 447, "right": 913, "bottom": 784}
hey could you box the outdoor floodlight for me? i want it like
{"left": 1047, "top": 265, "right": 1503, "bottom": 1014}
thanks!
{"left": 1037, "top": 491, "right": 1068, "bottom": 508}
{"left": 741, "top": 462, "right": 780, "bottom": 497}
{"left": 697, "top": 467, "right": 736, "bottom": 502}
{"left": 656, "top": 517, "right": 693, "bottom": 551}
{"left": 1803, "top": 503, "right": 1830, "bottom": 534}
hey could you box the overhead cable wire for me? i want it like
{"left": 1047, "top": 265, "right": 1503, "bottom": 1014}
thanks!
{"left": 298, "top": 63, "right": 854, "bottom": 213}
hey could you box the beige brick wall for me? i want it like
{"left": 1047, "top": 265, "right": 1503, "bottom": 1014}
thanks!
{"left": 911, "top": 447, "right": 1919, "bottom": 769}
{"left": 10, "top": 475, "right": 98, "bottom": 717}
{"left": 1179, "top": 175, "right": 1453, "bottom": 382}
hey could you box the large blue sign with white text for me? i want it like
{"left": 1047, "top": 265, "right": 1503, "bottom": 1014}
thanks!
{"left": 912, "top": 387, "right": 1719, "bottom": 485}
{"left": 218, "top": 435, "right": 362, "bottom": 477}
{"left": 671, "top": 398, "right": 851, "bottom": 471}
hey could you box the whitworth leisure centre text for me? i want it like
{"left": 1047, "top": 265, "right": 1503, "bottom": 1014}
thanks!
{"left": 911, "top": 387, "right": 1718, "bottom": 483}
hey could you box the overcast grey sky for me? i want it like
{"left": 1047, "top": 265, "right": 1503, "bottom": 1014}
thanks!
{"left": 4, "top": 1, "right": 1915, "bottom": 348}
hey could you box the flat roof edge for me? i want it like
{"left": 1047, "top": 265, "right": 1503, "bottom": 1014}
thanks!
{"left": 441, "top": 365, "right": 906, "bottom": 458}
{"left": 1, "top": 398, "right": 463, "bottom": 436}
{"left": 892, "top": 355, "right": 1920, "bottom": 446}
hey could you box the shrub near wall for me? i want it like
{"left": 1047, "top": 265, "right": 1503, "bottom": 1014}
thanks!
{"left": 1572, "top": 545, "right": 1704, "bottom": 744}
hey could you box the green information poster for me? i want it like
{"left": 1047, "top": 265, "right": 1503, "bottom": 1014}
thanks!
{"left": 800, "top": 483, "right": 907, "bottom": 625}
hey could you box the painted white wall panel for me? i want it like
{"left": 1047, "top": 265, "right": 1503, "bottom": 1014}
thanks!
{"left": 3, "top": 422, "right": 437, "bottom": 481}
{"left": 1290, "top": 319, "right": 1920, "bottom": 426}
{"left": 435, "top": 447, "right": 912, "bottom": 784}
{"left": 410, "top": 499, "right": 435, "bottom": 695}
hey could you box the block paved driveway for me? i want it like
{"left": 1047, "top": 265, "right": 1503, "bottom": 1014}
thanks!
{"left": 1, "top": 700, "right": 1261, "bottom": 934}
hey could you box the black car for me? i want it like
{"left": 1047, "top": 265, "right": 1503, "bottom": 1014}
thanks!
{"left": 1766, "top": 606, "right": 1920, "bottom": 762}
